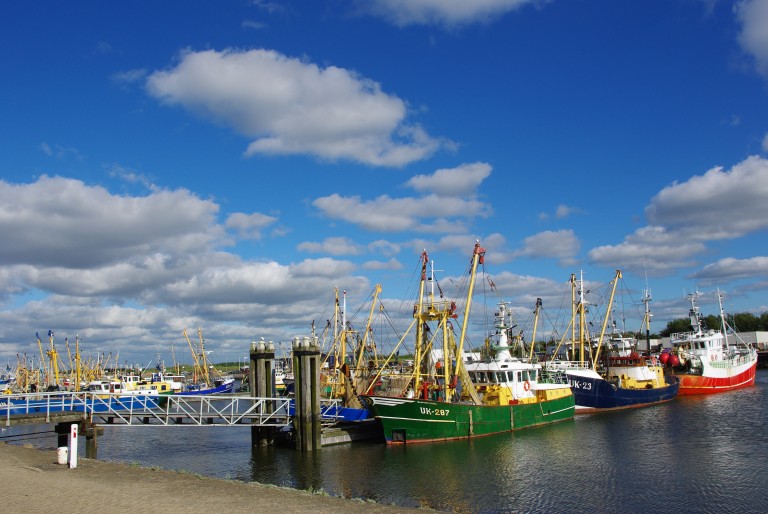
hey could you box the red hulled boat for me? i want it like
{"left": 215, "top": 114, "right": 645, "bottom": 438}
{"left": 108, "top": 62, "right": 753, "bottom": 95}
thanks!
{"left": 665, "top": 291, "right": 757, "bottom": 395}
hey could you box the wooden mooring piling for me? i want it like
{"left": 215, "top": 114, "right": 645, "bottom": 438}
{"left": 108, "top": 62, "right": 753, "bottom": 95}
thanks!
{"left": 249, "top": 339, "right": 278, "bottom": 447}
{"left": 290, "top": 336, "right": 322, "bottom": 451}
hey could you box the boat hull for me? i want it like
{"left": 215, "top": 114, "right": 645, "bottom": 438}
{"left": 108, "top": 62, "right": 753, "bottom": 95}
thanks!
{"left": 567, "top": 372, "right": 680, "bottom": 413}
{"left": 288, "top": 400, "right": 372, "bottom": 421}
{"left": 360, "top": 395, "right": 575, "bottom": 444}
{"left": 176, "top": 378, "right": 236, "bottom": 395}
{"left": 674, "top": 361, "right": 757, "bottom": 395}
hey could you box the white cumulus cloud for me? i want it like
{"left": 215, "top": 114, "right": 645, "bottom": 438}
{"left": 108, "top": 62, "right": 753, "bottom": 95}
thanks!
{"left": 688, "top": 256, "right": 768, "bottom": 283}
{"left": 313, "top": 163, "right": 492, "bottom": 232}
{"left": 645, "top": 155, "right": 768, "bottom": 239}
{"left": 512, "top": 230, "right": 580, "bottom": 267}
{"left": 146, "top": 48, "right": 443, "bottom": 166}
{"left": 405, "top": 162, "right": 491, "bottom": 197}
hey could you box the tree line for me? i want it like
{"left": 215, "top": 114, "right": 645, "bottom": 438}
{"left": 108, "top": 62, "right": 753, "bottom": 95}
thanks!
{"left": 652, "top": 311, "right": 768, "bottom": 338}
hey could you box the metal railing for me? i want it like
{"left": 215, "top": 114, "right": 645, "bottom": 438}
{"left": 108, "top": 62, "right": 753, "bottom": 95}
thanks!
{"left": 2, "top": 391, "right": 344, "bottom": 428}
{"left": 90, "top": 395, "right": 293, "bottom": 427}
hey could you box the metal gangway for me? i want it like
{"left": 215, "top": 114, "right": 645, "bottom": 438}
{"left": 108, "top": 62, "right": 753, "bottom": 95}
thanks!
{"left": 2, "top": 391, "right": 343, "bottom": 428}
{"left": 92, "top": 394, "right": 295, "bottom": 427}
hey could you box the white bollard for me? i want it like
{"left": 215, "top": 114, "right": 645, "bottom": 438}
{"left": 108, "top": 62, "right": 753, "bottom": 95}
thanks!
{"left": 57, "top": 447, "right": 68, "bottom": 465}
{"left": 69, "top": 423, "right": 78, "bottom": 469}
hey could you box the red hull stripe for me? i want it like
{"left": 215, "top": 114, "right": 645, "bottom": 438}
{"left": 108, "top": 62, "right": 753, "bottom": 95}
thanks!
{"left": 677, "top": 364, "right": 757, "bottom": 395}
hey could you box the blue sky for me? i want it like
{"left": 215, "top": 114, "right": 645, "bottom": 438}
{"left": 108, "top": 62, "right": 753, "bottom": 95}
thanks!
{"left": 2, "top": 0, "right": 768, "bottom": 368}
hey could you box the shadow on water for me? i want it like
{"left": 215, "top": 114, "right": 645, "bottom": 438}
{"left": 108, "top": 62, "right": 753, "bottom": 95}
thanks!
{"left": 6, "top": 370, "right": 768, "bottom": 512}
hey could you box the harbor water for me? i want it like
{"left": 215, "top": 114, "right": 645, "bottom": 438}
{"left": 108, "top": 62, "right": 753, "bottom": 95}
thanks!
{"left": 7, "top": 370, "right": 768, "bottom": 513}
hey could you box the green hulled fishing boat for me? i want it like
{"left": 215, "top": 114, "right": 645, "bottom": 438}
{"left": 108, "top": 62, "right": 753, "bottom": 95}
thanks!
{"left": 360, "top": 242, "right": 575, "bottom": 444}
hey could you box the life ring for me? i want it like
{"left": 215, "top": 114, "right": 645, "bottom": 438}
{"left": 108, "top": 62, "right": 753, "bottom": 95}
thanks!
{"left": 523, "top": 380, "right": 531, "bottom": 391}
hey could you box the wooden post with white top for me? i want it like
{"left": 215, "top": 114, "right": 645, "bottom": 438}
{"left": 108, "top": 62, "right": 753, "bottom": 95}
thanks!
{"left": 250, "top": 340, "right": 276, "bottom": 447}
{"left": 292, "top": 336, "right": 321, "bottom": 451}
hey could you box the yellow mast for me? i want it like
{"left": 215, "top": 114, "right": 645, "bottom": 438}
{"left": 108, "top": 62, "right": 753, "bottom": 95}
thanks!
{"left": 75, "top": 336, "right": 82, "bottom": 392}
{"left": 591, "top": 270, "right": 622, "bottom": 369}
{"left": 452, "top": 241, "right": 484, "bottom": 401}
{"left": 47, "top": 330, "right": 60, "bottom": 387}
{"left": 529, "top": 298, "right": 542, "bottom": 362}
{"left": 333, "top": 287, "right": 340, "bottom": 371}
{"left": 355, "top": 284, "right": 382, "bottom": 372}
{"left": 413, "top": 251, "right": 428, "bottom": 394}
{"left": 183, "top": 329, "right": 202, "bottom": 383}
{"left": 408, "top": 250, "right": 457, "bottom": 400}
{"left": 340, "top": 290, "right": 349, "bottom": 382}
{"left": 441, "top": 299, "right": 451, "bottom": 400}
{"left": 65, "top": 337, "right": 74, "bottom": 376}
{"left": 198, "top": 328, "right": 212, "bottom": 386}
{"left": 35, "top": 333, "right": 46, "bottom": 388}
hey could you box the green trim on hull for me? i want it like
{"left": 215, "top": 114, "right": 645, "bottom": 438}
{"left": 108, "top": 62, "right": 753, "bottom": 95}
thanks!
{"left": 361, "top": 395, "right": 575, "bottom": 443}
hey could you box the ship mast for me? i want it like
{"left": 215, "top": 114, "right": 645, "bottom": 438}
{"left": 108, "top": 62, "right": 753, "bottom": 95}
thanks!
{"left": 333, "top": 287, "right": 339, "bottom": 368}
{"left": 413, "top": 251, "right": 428, "bottom": 394}
{"left": 529, "top": 298, "right": 542, "bottom": 362}
{"left": 717, "top": 288, "right": 728, "bottom": 346}
{"left": 355, "top": 284, "right": 382, "bottom": 374}
{"left": 578, "top": 271, "right": 587, "bottom": 364}
{"left": 75, "top": 336, "right": 82, "bottom": 392}
{"left": 570, "top": 274, "right": 577, "bottom": 361}
{"left": 591, "top": 270, "right": 621, "bottom": 369}
{"left": 430, "top": 257, "right": 452, "bottom": 399}
{"left": 642, "top": 287, "right": 652, "bottom": 354}
{"left": 451, "top": 241, "right": 484, "bottom": 402}
{"left": 341, "top": 289, "right": 347, "bottom": 369}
